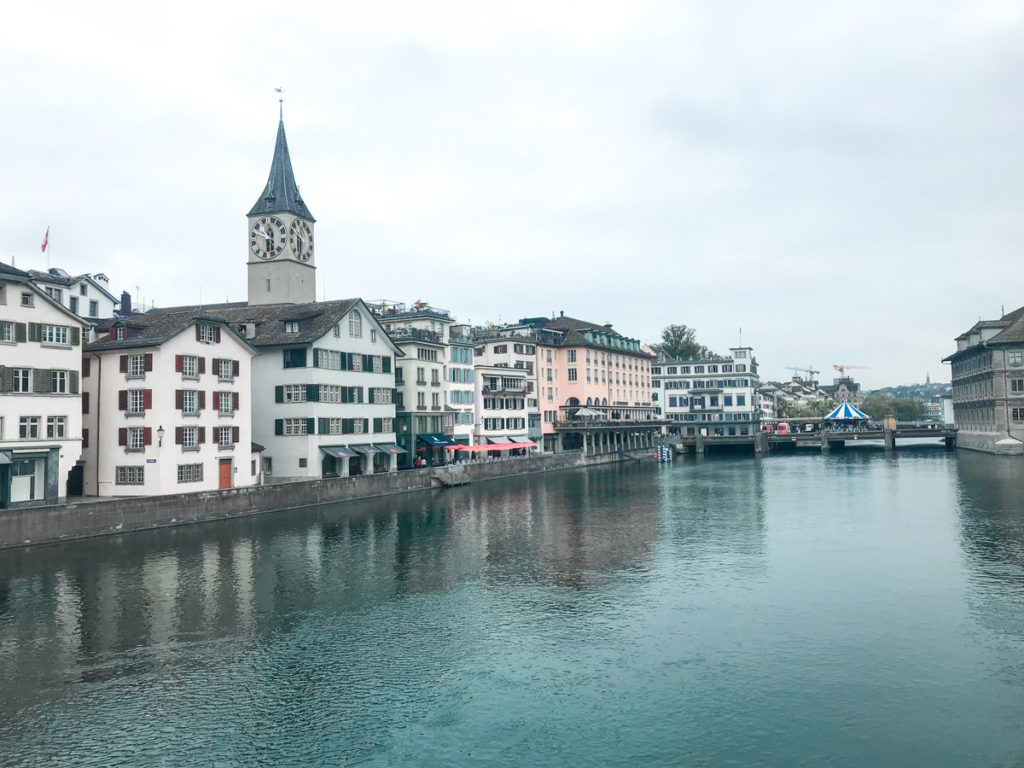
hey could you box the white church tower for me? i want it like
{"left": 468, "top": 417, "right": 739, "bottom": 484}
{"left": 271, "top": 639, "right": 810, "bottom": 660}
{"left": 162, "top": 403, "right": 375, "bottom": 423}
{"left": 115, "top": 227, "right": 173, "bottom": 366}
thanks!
{"left": 247, "top": 109, "right": 317, "bottom": 305}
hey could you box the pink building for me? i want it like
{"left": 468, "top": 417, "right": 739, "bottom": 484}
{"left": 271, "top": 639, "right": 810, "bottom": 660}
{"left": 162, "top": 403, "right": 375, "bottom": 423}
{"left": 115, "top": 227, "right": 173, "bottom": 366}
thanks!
{"left": 529, "top": 314, "right": 663, "bottom": 454}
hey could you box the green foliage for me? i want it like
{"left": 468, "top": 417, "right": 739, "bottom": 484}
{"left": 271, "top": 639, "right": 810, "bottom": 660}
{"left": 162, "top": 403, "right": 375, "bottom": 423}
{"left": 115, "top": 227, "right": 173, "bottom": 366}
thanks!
{"left": 860, "top": 393, "right": 925, "bottom": 421}
{"left": 776, "top": 398, "right": 835, "bottom": 418}
{"left": 651, "top": 324, "right": 717, "bottom": 360}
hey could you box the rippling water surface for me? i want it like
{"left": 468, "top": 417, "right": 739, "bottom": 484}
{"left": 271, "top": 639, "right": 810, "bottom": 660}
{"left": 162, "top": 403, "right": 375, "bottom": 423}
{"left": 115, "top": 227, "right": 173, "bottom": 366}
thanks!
{"left": 2, "top": 449, "right": 1024, "bottom": 766}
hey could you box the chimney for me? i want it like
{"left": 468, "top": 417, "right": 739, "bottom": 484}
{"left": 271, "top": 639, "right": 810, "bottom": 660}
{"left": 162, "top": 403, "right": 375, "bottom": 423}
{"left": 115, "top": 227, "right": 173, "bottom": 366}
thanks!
{"left": 120, "top": 291, "right": 132, "bottom": 314}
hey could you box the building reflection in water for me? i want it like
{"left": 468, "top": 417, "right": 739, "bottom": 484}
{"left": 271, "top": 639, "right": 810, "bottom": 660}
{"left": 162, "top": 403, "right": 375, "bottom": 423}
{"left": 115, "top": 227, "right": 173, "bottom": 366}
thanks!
{"left": 954, "top": 451, "right": 1024, "bottom": 645}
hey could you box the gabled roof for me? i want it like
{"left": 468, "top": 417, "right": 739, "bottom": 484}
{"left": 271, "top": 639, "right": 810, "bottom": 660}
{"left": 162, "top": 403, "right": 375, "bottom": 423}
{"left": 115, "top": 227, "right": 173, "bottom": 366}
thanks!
{"left": 85, "top": 310, "right": 256, "bottom": 354}
{"left": 987, "top": 305, "right": 1024, "bottom": 345}
{"left": 27, "top": 269, "right": 119, "bottom": 302}
{"left": 143, "top": 298, "right": 403, "bottom": 354}
{"left": 247, "top": 117, "right": 315, "bottom": 221}
{"left": 0, "top": 261, "right": 29, "bottom": 280}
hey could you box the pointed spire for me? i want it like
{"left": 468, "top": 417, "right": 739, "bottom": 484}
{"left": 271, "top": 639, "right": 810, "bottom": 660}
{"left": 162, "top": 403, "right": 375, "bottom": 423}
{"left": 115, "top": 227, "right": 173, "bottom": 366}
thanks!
{"left": 248, "top": 115, "right": 315, "bottom": 221}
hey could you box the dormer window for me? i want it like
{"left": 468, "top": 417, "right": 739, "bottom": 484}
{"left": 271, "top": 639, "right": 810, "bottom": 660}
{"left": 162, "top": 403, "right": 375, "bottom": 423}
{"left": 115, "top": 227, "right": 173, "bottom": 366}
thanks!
{"left": 116, "top": 327, "right": 126, "bottom": 340}
{"left": 285, "top": 321, "right": 300, "bottom": 333}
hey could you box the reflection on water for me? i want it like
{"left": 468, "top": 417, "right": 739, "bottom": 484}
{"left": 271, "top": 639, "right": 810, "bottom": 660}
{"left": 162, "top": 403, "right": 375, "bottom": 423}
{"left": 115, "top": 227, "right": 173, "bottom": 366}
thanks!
{"left": 0, "top": 456, "right": 1023, "bottom": 767}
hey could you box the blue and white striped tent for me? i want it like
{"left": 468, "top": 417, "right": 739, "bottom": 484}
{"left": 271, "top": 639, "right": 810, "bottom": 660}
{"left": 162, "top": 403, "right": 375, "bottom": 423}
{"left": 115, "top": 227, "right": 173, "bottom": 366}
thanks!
{"left": 825, "top": 401, "right": 869, "bottom": 420}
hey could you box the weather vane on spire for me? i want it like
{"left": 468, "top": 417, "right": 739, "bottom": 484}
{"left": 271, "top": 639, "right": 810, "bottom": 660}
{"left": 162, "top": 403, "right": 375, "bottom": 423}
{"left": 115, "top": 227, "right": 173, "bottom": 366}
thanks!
{"left": 275, "top": 86, "right": 283, "bottom": 118}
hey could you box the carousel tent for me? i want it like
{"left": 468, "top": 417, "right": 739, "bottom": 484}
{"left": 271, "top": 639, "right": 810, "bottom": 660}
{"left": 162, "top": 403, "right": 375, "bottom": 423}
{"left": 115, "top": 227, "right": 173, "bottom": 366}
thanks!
{"left": 825, "top": 401, "right": 869, "bottom": 420}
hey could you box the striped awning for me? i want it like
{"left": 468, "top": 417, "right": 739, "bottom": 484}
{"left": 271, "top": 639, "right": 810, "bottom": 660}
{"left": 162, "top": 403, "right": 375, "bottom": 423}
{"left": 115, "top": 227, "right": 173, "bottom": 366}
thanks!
{"left": 825, "top": 402, "right": 869, "bottom": 420}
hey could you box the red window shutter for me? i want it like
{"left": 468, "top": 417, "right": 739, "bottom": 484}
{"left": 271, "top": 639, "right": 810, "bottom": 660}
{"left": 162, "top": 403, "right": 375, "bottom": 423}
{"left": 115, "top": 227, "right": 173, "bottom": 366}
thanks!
{"left": 214, "top": 327, "right": 221, "bottom": 343}
{"left": 199, "top": 357, "right": 206, "bottom": 374}
{"left": 212, "top": 391, "right": 220, "bottom": 410}
{"left": 118, "top": 390, "right": 127, "bottom": 410}
{"left": 175, "top": 354, "right": 183, "bottom": 373}
{"left": 175, "top": 427, "right": 183, "bottom": 445}
{"left": 198, "top": 427, "right": 206, "bottom": 444}
{"left": 175, "top": 390, "right": 183, "bottom": 409}
{"left": 232, "top": 392, "right": 240, "bottom": 411}
{"left": 83, "top": 358, "right": 91, "bottom": 378}
{"left": 118, "top": 428, "right": 127, "bottom": 446}
{"left": 143, "top": 389, "right": 153, "bottom": 410}
{"left": 195, "top": 325, "right": 201, "bottom": 341}
{"left": 233, "top": 360, "right": 240, "bottom": 377}
{"left": 143, "top": 427, "right": 152, "bottom": 446}
{"left": 232, "top": 426, "right": 239, "bottom": 444}
{"left": 144, "top": 353, "right": 153, "bottom": 372}
{"left": 82, "top": 392, "right": 90, "bottom": 414}
{"left": 82, "top": 428, "right": 89, "bottom": 449}
{"left": 198, "top": 391, "right": 206, "bottom": 410}
{"left": 119, "top": 355, "right": 128, "bottom": 373}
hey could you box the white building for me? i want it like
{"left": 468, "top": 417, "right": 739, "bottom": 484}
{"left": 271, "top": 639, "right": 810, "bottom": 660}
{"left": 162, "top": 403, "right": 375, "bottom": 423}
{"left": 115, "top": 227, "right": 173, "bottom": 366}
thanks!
{"left": 447, "top": 325, "right": 477, "bottom": 446}
{"left": 1, "top": 262, "right": 88, "bottom": 507}
{"left": 27, "top": 268, "right": 119, "bottom": 327}
{"left": 473, "top": 335, "right": 538, "bottom": 447}
{"left": 653, "top": 347, "right": 763, "bottom": 437}
{"left": 82, "top": 312, "right": 258, "bottom": 496}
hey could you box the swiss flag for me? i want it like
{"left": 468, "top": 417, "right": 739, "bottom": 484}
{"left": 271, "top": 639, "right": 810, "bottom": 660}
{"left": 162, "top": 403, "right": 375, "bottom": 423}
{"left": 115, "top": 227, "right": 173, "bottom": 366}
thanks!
{"left": 41, "top": 227, "right": 49, "bottom": 253}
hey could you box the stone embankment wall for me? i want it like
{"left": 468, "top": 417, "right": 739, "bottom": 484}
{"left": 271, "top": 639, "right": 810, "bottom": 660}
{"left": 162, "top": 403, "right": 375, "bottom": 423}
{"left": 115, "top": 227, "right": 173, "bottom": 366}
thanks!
{"left": 0, "top": 450, "right": 637, "bottom": 550}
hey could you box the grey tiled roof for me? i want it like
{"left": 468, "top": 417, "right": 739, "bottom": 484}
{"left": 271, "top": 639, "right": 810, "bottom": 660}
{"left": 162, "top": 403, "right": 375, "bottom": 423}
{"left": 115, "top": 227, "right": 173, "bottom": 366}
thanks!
{"left": 247, "top": 118, "right": 315, "bottom": 221}
{"left": 85, "top": 310, "right": 254, "bottom": 353}
{"left": 0, "top": 261, "right": 29, "bottom": 279}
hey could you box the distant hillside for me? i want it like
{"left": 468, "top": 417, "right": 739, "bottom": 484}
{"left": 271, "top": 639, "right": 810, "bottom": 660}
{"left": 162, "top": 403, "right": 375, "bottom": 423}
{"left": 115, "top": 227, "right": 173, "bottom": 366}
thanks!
{"left": 869, "top": 382, "right": 950, "bottom": 401}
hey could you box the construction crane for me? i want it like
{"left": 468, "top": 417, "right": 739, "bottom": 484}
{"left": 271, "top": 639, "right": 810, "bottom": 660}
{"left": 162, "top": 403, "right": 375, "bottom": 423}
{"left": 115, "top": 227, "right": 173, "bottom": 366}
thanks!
{"left": 786, "top": 365, "right": 820, "bottom": 381}
{"left": 833, "top": 364, "right": 870, "bottom": 379}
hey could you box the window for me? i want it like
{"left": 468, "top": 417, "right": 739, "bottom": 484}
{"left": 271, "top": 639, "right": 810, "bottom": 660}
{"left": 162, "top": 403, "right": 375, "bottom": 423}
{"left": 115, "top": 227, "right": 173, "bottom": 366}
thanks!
{"left": 41, "top": 324, "right": 69, "bottom": 345}
{"left": 20, "top": 416, "right": 40, "bottom": 438}
{"left": 116, "top": 466, "right": 145, "bottom": 485}
{"left": 417, "top": 348, "right": 438, "bottom": 362}
{"left": 181, "top": 426, "right": 198, "bottom": 448}
{"left": 283, "top": 348, "right": 307, "bottom": 368}
{"left": 333, "top": 323, "right": 341, "bottom": 338}
{"left": 21, "top": 292, "right": 34, "bottom": 307}
{"left": 45, "top": 286, "right": 62, "bottom": 302}
{"left": 283, "top": 418, "right": 308, "bottom": 435}
{"left": 370, "top": 329, "right": 377, "bottom": 343}
{"left": 567, "top": 350, "right": 577, "bottom": 363}
{"left": 51, "top": 370, "right": 67, "bottom": 393}
{"left": 349, "top": 312, "right": 363, "bottom": 337}
{"left": 115, "top": 327, "right": 126, "bottom": 340}
{"left": 80, "top": 284, "right": 88, "bottom": 296}
{"left": 737, "top": 395, "right": 746, "bottom": 406}
{"left": 283, "top": 384, "right": 307, "bottom": 403}
{"left": 568, "top": 368, "right": 578, "bottom": 382}
{"left": 69, "top": 296, "right": 79, "bottom": 314}
{"left": 219, "top": 391, "right": 234, "bottom": 413}
{"left": 1012, "top": 379, "right": 1024, "bottom": 393}
{"left": 417, "top": 392, "right": 426, "bottom": 408}
{"left": 128, "top": 426, "right": 145, "bottom": 449}
{"left": 11, "top": 369, "right": 30, "bottom": 392}
{"left": 431, "top": 369, "right": 440, "bottom": 385}
{"left": 128, "top": 389, "right": 146, "bottom": 414}
{"left": 416, "top": 367, "right": 426, "bottom": 384}
{"left": 89, "top": 300, "right": 98, "bottom": 317}
{"left": 178, "top": 355, "right": 196, "bottom": 377}
{"left": 130, "top": 354, "right": 148, "bottom": 377}
{"left": 0, "top": 321, "right": 11, "bottom": 342}
{"left": 285, "top": 321, "right": 300, "bottom": 333}
{"left": 493, "top": 344, "right": 507, "bottom": 354}
{"left": 182, "top": 390, "right": 197, "bottom": 414}
{"left": 218, "top": 358, "right": 234, "bottom": 380}
{"left": 218, "top": 426, "right": 233, "bottom": 447}
{"left": 198, "top": 324, "right": 217, "bottom": 343}
{"left": 177, "top": 464, "right": 203, "bottom": 483}
{"left": 432, "top": 392, "right": 440, "bottom": 408}
{"left": 1009, "top": 352, "right": 1024, "bottom": 367}
{"left": 262, "top": 457, "right": 272, "bottom": 474}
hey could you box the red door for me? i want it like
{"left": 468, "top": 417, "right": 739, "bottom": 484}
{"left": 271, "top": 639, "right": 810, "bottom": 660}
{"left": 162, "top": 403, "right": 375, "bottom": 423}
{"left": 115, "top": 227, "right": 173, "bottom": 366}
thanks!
{"left": 219, "top": 459, "right": 232, "bottom": 489}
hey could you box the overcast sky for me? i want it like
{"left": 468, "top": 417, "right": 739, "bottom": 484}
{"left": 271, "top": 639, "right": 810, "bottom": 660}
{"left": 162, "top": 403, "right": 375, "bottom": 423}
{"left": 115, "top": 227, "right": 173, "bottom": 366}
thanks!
{"left": 4, "top": 0, "right": 1023, "bottom": 388}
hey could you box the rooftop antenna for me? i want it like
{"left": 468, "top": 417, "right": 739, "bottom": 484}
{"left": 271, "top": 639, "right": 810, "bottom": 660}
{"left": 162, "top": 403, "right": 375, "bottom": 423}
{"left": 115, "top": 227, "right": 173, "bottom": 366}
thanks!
{"left": 738, "top": 326, "right": 742, "bottom": 347}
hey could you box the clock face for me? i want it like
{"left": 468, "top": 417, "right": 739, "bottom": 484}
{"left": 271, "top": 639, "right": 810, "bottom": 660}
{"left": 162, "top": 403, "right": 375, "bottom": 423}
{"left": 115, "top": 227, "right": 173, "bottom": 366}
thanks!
{"left": 289, "top": 220, "right": 314, "bottom": 262}
{"left": 250, "top": 216, "right": 286, "bottom": 259}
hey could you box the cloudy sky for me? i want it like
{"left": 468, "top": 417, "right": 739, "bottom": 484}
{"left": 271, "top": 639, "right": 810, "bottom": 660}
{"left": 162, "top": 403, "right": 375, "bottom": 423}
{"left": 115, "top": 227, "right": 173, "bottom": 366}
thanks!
{"left": 4, "top": 0, "right": 1023, "bottom": 388}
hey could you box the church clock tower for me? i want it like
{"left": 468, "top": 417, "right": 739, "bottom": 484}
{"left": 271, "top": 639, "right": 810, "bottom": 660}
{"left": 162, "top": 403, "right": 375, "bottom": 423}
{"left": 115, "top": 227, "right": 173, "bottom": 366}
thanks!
{"left": 247, "top": 112, "right": 317, "bottom": 305}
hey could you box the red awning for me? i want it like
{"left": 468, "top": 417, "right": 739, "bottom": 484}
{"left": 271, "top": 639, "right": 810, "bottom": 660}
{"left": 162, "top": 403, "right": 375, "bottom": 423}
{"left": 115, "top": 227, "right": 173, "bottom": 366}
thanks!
{"left": 449, "top": 442, "right": 536, "bottom": 452}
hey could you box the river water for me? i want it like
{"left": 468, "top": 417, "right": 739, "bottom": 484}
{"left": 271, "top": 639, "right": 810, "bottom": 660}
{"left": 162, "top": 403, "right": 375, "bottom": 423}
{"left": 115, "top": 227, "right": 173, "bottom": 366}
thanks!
{"left": 1, "top": 448, "right": 1023, "bottom": 766}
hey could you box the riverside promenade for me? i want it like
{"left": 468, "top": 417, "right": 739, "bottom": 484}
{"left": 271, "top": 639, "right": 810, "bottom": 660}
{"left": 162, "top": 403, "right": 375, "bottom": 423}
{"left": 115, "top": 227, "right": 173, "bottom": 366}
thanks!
{"left": 0, "top": 449, "right": 644, "bottom": 551}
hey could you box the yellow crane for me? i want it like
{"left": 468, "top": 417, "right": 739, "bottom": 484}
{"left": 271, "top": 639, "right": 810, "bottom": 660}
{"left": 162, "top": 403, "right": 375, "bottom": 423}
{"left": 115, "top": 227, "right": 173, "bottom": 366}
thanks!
{"left": 833, "top": 364, "right": 869, "bottom": 379}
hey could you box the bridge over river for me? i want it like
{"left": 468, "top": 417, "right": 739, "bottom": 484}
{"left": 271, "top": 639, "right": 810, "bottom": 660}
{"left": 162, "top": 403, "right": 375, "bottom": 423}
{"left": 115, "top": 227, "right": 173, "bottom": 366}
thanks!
{"left": 671, "top": 421, "right": 957, "bottom": 456}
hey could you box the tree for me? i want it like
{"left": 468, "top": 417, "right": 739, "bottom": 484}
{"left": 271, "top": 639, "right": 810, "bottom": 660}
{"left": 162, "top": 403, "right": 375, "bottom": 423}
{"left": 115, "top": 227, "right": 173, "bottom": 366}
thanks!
{"left": 650, "top": 324, "right": 717, "bottom": 360}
